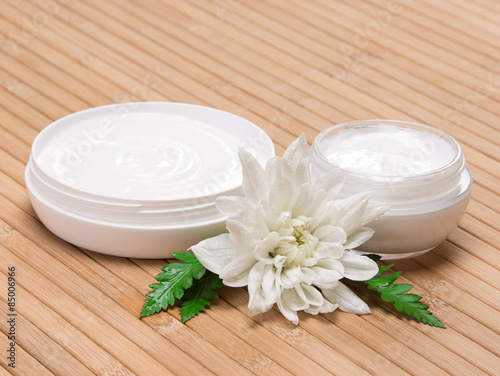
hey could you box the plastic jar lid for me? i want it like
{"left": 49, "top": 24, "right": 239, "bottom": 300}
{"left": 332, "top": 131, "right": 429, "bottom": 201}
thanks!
{"left": 25, "top": 102, "right": 275, "bottom": 258}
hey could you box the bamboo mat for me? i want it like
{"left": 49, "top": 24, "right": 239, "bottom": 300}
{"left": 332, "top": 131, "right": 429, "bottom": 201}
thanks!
{"left": 1, "top": 0, "right": 499, "bottom": 375}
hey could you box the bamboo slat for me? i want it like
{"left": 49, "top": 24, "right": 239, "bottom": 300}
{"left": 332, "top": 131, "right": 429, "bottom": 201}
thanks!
{"left": 1, "top": 0, "right": 499, "bottom": 375}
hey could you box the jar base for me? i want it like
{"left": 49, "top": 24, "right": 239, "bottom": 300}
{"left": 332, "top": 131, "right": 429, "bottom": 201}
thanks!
{"left": 351, "top": 247, "right": 434, "bottom": 260}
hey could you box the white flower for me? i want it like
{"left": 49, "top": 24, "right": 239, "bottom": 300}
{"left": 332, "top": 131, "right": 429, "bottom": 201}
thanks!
{"left": 191, "top": 135, "right": 389, "bottom": 324}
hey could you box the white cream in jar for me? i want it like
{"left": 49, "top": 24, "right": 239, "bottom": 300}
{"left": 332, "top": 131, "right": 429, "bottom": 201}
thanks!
{"left": 25, "top": 102, "right": 275, "bottom": 258}
{"left": 310, "top": 119, "right": 472, "bottom": 259}
{"left": 38, "top": 112, "right": 243, "bottom": 201}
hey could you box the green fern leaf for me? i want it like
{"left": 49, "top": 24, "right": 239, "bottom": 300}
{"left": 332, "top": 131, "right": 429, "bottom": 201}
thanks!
{"left": 180, "top": 272, "right": 223, "bottom": 323}
{"left": 364, "top": 256, "right": 446, "bottom": 328}
{"left": 140, "top": 252, "right": 206, "bottom": 318}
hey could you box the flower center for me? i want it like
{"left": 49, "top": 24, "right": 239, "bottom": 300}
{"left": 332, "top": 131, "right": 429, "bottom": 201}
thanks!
{"left": 272, "top": 214, "right": 319, "bottom": 267}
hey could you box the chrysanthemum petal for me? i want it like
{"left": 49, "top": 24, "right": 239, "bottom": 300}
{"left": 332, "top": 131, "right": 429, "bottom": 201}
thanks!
{"left": 215, "top": 195, "right": 250, "bottom": 215}
{"left": 299, "top": 267, "right": 316, "bottom": 285}
{"left": 281, "top": 287, "right": 309, "bottom": 311}
{"left": 283, "top": 134, "right": 309, "bottom": 171}
{"left": 253, "top": 232, "right": 280, "bottom": 262}
{"left": 219, "top": 255, "right": 255, "bottom": 285}
{"left": 222, "top": 271, "right": 252, "bottom": 287}
{"left": 261, "top": 263, "right": 281, "bottom": 303}
{"left": 361, "top": 202, "right": 391, "bottom": 226}
{"left": 226, "top": 219, "right": 260, "bottom": 252}
{"left": 266, "top": 158, "right": 295, "bottom": 214}
{"left": 336, "top": 194, "right": 390, "bottom": 236}
{"left": 338, "top": 251, "right": 379, "bottom": 281}
{"left": 247, "top": 262, "right": 265, "bottom": 295}
{"left": 238, "top": 148, "right": 267, "bottom": 203}
{"left": 314, "top": 244, "right": 344, "bottom": 260}
{"left": 281, "top": 265, "right": 302, "bottom": 289}
{"left": 296, "top": 283, "right": 324, "bottom": 307}
{"left": 309, "top": 202, "right": 338, "bottom": 231}
{"left": 248, "top": 262, "right": 275, "bottom": 315}
{"left": 304, "top": 298, "right": 338, "bottom": 315}
{"left": 247, "top": 291, "right": 269, "bottom": 316}
{"left": 335, "top": 193, "right": 371, "bottom": 235}
{"left": 313, "top": 225, "right": 347, "bottom": 243}
{"left": 295, "top": 158, "right": 312, "bottom": 186}
{"left": 190, "top": 234, "right": 233, "bottom": 275}
{"left": 344, "top": 226, "right": 375, "bottom": 249}
{"left": 217, "top": 197, "right": 267, "bottom": 237}
{"left": 311, "top": 259, "right": 344, "bottom": 289}
{"left": 291, "top": 183, "right": 328, "bottom": 218}
{"left": 191, "top": 234, "right": 254, "bottom": 287}
{"left": 313, "top": 168, "right": 344, "bottom": 200}
{"left": 322, "top": 282, "right": 371, "bottom": 314}
{"left": 277, "top": 297, "right": 300, "bottom": 325}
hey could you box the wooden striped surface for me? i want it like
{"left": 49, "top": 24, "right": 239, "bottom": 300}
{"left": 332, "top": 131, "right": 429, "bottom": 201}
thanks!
{"left": 1, "top": 0, "right": 499, "bottom": 374}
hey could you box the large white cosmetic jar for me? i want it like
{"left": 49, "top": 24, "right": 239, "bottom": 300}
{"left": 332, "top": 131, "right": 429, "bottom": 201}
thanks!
{"left": 310, "top": 119, "right": 472, "bottom": 259}
{"left": 25, "top": 102, "right": 275, "bottom": 258}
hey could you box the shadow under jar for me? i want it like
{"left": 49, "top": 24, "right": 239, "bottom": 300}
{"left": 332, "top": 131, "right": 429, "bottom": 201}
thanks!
{"left": 310, "top": 119, "right": 472, "bottom": 260}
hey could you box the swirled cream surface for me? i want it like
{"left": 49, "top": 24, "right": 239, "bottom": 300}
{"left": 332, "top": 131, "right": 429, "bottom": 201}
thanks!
{"left": 36, "top": 109, "right": 245, "bottom": 200}
{"left": 321, "top": 125, "right": 456, "bottom": 177}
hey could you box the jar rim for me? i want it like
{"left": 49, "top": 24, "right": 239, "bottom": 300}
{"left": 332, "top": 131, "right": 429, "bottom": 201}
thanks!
{"left": 311, "top": 119, "right": 464, "bottom": 182}
{"left": 27, "top": 168, "right": 228, "bottom": 227}
{"left": 29, "top": 102, "right": 275, "bottom": 205}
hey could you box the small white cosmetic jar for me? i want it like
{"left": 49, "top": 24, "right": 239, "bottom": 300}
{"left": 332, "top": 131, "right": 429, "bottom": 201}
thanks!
{"left": 25, "top": 102, "right": 275, "bottom": 258}
{"left": 310, "top": 119, "right": 472, "bottom": 259}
